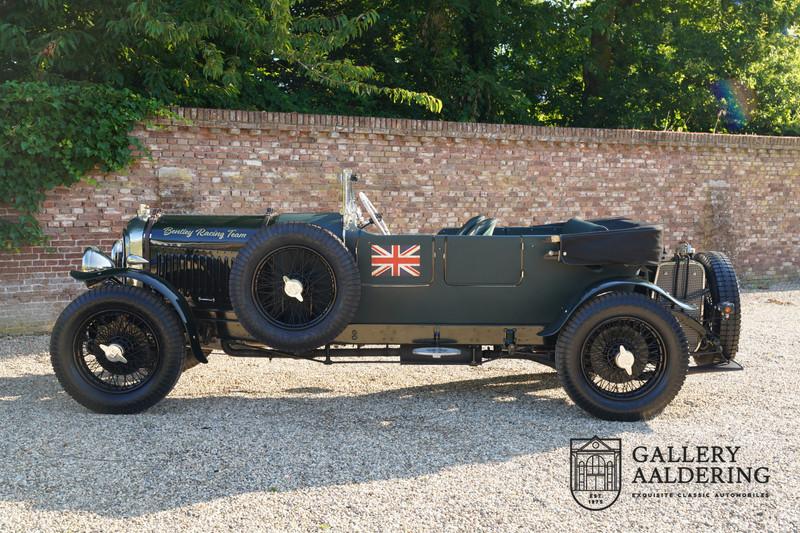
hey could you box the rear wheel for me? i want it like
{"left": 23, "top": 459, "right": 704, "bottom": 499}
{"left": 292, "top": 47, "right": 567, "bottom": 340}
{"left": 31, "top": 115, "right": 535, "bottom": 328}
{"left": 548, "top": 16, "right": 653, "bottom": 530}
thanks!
{"left": 50, "top": 286, "right": 186, "bottom": 414}
{"left": 555, "top": 292, "right": 689, "bottom": 421}
{"left": 694, "top": 251, "right": 741, "bottom": 364}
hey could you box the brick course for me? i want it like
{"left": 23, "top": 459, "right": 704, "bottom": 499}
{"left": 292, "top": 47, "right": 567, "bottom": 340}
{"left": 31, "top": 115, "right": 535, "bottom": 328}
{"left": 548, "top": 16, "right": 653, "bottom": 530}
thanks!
{"left": 2, "top": 107, "right": 799, "bottom": 333}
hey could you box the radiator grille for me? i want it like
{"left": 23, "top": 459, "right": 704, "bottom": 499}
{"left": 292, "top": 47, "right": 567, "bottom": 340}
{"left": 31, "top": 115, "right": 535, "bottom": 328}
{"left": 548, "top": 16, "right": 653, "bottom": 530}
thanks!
{"left": 151, "top": 250, "right": 235, "bottom": 308}
{"left": 655, "top": 258, "right": 706, "bottom": 349}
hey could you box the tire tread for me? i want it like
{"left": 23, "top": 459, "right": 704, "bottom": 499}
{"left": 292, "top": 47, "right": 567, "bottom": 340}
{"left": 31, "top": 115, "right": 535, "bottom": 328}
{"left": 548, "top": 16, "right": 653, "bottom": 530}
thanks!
{"left": 555, "top": 292, "right": 689, "bottom": 421}
{"left": 694, "top": 251, "right": 741, "bottom": 361}
{"left": 229, "top": 223, "right": 360, "bottom": 354}
{"left": 50, "top": 285, "right": 186, "bottom": 414}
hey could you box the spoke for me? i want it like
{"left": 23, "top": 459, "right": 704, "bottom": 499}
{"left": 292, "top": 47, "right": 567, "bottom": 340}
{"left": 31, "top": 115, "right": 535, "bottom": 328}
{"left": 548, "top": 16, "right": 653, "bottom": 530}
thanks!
{"left": 76, "top": 310, "right": 159, "bottom": 392}
{"left": 254, "top": 246, "right": 336, "bottom": 328}
{"left": 581, "top": 317, "right": 666, "bottom": 399}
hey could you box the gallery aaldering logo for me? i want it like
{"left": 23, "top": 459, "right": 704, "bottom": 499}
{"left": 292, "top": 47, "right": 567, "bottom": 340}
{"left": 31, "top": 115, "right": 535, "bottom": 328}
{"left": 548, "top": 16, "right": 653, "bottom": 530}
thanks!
{"left": 570, "top": 436, "right": 622, "bottom": 511}
{"left": 570, "top": 437, "right": 771, "bottom": 510}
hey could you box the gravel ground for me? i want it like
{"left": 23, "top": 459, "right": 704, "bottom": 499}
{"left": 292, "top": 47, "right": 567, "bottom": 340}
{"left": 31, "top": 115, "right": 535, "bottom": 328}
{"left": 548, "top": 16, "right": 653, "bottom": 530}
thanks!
{"left": 1, "top": 290, "right": 799, "bottom": 532}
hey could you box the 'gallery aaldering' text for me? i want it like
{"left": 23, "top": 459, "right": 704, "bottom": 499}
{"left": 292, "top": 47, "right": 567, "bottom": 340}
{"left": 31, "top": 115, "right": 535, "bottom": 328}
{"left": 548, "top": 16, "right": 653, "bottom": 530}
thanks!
{"left": 631, "top": 446, "right": 770, "bottom": 484}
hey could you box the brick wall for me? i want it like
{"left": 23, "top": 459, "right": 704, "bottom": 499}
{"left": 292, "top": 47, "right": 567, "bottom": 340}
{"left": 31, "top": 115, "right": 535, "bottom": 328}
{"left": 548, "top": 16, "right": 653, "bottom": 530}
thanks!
{"left": 2, "top": 108, "right": 799, "bottom": 333}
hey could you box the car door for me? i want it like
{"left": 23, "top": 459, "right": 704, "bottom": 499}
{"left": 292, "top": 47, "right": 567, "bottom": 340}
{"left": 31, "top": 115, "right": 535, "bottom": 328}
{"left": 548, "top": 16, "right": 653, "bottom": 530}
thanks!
{"left": 443, "top": 235, "right": 524, "bottom": 286}
{"left": 355, "top": 233, "right": 434, "bottom": 287}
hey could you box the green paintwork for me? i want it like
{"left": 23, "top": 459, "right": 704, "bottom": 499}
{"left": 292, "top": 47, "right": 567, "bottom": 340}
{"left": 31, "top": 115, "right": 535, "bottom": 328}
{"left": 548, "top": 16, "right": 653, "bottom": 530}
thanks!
{"left": 269, "top": 212, "right": 343, "bottom": 236}
{"left": 154, "top": 214, "right": 266, "bottom": 229}
{"left": 347, "top": 229, "right": 640, "bottom": 327}
{"left": 538, "top": 279, "right": 697, "bottom": 337}
{"left": 146, "top": 212, "right": 342, "bottom": 247}
{"left": 104, "top": 210, "right": 671, "bottom": 347}
{"left": 150, "top": 214, "right": 265, "bottom": 246}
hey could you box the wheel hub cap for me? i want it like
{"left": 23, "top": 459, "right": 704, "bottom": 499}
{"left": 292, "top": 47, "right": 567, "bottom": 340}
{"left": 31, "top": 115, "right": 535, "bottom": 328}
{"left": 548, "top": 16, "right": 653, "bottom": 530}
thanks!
{"left": 98, "top": 343, "right": 128, "bottom": 364}
{"left": 282, "top": 276, "right": 304, "bottom": 302}
{"left": 614, "top": 345, "right": 635, "bottom": 376}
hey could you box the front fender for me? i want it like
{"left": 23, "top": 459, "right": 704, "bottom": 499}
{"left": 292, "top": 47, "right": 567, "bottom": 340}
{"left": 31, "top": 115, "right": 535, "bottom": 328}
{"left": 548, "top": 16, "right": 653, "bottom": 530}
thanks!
{"left": 70, "top": 268, "right": 206, "bottom": 363}
{"left": 540, "top": 278, "right": 697, "bottom": 338}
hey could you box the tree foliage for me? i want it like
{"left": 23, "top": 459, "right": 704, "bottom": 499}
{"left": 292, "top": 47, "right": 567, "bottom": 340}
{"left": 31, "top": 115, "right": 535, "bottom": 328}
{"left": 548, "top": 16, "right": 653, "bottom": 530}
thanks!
{"left": 6, "top": 1, "right": 798, "bottom": 133}
{"left": 3, "top": 1, "right": 800, "bottom": 248}
{"left": 0, "top": 82, "right": 163, "bottom": 249}
{"left": 292, "top": 0, "right": 800, "bottom": 133}
{"left": 0, "top": 0, "right": 441, "bottom": 248}
{"left": 0, "top": 0, "right": 441, "bottom": 112}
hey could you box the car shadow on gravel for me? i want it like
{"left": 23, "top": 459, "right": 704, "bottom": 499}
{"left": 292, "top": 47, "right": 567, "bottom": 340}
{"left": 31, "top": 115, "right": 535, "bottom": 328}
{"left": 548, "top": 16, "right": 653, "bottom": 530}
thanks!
{"left": 0, "top": 370, "right": 654, "bottom": 518}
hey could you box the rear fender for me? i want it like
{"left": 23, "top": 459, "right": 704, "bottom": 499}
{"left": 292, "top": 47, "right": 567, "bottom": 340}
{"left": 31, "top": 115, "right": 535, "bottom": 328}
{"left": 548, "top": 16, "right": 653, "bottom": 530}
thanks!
{"left": 70, "top": 268, "right": 206, "bottom": 363}
{"left": 540, "top": 278, "right": 696, "bottom": 338}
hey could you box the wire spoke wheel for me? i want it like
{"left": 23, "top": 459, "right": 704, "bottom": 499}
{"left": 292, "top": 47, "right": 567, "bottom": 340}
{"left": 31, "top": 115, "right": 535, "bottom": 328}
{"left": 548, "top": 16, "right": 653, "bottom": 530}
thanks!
{"left": 73, "top": 308, "right": 161, "bottom": 393}
{"left": 580, "top": 316, "right": 667, "bottom": 400}
{"left": 253, "top": 245, "right": 336, "bottom": 329}
{"left": 556, "top": 293, "right": 688, "bottom": 421}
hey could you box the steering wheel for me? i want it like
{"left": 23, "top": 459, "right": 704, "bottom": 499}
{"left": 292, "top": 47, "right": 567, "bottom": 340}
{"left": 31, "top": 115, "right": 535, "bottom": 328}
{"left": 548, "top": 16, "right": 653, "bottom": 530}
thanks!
{"left": 358, "top": 191, "right": 390, "bottom": 235}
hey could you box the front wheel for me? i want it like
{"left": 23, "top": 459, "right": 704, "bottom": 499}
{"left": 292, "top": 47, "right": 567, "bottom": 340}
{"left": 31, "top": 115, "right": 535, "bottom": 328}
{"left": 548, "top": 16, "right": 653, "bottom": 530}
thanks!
{"left": 50, "top": 285, "right": 186, "bottom": 413}
{"left": 555, "top": 292, "right": 689, "bottom": 421}
{"left": 694, "top": 251, "right": 741, "bottom": 364}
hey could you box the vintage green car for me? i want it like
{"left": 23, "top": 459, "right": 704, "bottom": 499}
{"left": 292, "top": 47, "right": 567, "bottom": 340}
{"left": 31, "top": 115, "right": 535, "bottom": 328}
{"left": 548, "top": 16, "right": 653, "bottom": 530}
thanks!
{"left": 51, "top": 172, "right": 741, "bottom": 420}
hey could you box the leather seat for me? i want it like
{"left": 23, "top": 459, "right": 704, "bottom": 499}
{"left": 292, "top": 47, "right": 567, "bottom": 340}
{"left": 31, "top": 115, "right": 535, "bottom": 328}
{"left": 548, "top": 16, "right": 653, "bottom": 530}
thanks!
{"left": 471, "top": 218, "right": 497, "bottom": 236}
{"left": 458, "top": 215, "right": 487, "bottom": 235}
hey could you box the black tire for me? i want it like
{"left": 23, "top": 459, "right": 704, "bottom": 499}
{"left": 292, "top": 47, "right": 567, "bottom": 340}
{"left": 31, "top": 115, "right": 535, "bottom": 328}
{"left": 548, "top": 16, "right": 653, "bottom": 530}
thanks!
{"left": 229, "top": 223, "right": 361, "bottom": 353}
{"left": 50, "top": 285, "right": 186, "bottom": 414}
{"left": 555, "top": 292, "right": 689, "bottom": 421}
{"left": 694, "top": 251, "right": 741, "bottom": 363}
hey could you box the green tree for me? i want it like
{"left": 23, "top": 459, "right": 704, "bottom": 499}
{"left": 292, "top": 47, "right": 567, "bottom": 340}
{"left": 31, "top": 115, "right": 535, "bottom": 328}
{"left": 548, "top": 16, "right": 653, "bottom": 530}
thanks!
{"left": 0, "top": 0, "right": 442, "bottom": 248}
{"left": 296, "top": 0, "right": 521, "bottom": 122}
{"left": 562, "top": 0, "right": 800, "bottom": 132}
{"left": 4, "top": 0, "right": 799, "bottom": 130}
{"left": 0, "top": 81, "right": 163, "bottom": 249}
{"left": 0, "top": 0, "right": 441, "bottom": 112}
{"left": 294, "top": 0, "right": 800, "bottom": 133}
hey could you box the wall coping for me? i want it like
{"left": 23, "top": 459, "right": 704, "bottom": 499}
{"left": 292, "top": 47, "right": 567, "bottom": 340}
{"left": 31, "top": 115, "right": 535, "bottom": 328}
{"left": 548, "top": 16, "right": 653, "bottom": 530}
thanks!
{"left": 165, "top": 106, "right": 800, "bottom": 150}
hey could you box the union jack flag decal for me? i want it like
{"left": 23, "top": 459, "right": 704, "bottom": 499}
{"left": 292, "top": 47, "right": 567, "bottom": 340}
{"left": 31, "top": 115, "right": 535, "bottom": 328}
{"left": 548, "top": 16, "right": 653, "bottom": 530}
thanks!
{"left": 370, "top": 244, "right": 421, "bottom": 277}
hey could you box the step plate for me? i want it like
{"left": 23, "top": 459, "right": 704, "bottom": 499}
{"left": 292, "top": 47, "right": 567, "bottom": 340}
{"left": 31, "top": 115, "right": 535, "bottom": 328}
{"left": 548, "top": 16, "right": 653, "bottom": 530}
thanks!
{"left": 412, "top": 347, "right": 462, "bottom": 357}
{"left": 402, "top": 346, "right": 471, "bottom": 365}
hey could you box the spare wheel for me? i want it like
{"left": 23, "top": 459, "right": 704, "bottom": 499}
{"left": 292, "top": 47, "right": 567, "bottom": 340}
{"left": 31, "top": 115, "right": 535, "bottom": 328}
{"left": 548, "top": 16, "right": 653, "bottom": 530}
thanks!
{"left": 229, "top": 223, "right": 361, "bottom": 353}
